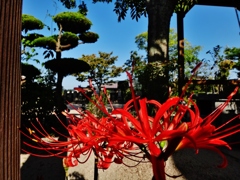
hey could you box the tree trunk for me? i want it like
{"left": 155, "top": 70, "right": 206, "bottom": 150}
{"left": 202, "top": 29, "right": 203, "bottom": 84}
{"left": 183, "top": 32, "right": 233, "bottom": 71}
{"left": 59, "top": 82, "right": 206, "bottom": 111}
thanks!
{"left": 177, "top": 11, "right": 185, "bottom": 95}
{"left": 147, "top": 0, "right": 177, "bottom": 62}
{"left": 55, "top": 51, "right": 65, "bottom": 111}
{"left": 0, "top": 0, "right": 22, "bottom": 180}
{"left": 143, "top": 0, "right": 178, "bottom": 103}
{"left": 56, "top": 72, "right": 64, "bottom": 102}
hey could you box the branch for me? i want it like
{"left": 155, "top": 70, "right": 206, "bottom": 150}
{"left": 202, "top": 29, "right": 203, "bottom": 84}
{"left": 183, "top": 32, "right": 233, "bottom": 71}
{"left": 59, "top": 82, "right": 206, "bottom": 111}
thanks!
{"left": 60, "top": 44, "right": 71, "bottom": 50}
{"left": 56, "top": 24, "right": 63, "bottom": 52}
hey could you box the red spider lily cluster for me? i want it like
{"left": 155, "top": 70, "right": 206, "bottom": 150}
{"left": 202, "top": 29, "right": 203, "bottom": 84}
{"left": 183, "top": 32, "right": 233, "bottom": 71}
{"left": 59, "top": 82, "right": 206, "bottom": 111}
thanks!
{"left": 22, "top": 67, "right": 240, "bottom": 180}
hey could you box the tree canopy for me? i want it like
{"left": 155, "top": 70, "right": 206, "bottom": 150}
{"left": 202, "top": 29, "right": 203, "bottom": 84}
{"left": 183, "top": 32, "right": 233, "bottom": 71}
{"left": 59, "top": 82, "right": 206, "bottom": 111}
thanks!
{"left": 22, "top": 12, "right": 99, "bottom": 53}
{"left": 125, "top": 29, "right": 202, "bottom": 95}
{"left": 76, "top": 52, "right": 123, "bottom": 90}
{"left": 45, "top": 58, "right": 90, "bottom": 77}
{"left": 22, "top": 14, "right": 44, "bottom": 33}
{"left": 223, "top": 47, "right": 240, "bottom": 78}
{"left": 53, "top": 11, "right": 92, "bottom": 33}
{"left": 134, "top": 29, "right": 202, "bottom": 73}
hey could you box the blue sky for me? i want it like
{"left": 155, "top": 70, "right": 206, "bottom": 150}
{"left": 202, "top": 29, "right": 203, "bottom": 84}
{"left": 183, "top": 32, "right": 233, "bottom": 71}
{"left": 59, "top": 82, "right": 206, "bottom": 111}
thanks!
{"left": 23, "top": 0, "right": 240, "bottom": 89}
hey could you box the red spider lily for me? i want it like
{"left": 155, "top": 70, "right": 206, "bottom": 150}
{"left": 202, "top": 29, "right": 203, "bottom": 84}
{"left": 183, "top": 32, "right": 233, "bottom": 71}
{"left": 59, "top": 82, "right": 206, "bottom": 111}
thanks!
{"left": 176, "top": 87, "right": 240, "bottom": 168}
{"left": 22, "top": 65, "right": 240, "bottom": 180}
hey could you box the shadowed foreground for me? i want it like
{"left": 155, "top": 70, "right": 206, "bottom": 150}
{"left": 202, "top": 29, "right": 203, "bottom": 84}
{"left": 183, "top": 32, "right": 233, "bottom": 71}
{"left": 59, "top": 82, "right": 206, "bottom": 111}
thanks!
{"left": 21, "top": 155, "right": 65, "bottom": 180}
{"left": 173, "top": 148, "right": 240, "bottom": 180}
{"left": 21, "top": 148, "right": 240, "bottom": 180}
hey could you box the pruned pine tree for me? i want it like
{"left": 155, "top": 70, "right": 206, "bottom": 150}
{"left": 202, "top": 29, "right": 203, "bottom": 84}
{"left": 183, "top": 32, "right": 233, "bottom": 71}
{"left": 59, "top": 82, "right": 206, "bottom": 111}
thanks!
{"left": 23, "top": 12, "right": 99, "bottom": 111}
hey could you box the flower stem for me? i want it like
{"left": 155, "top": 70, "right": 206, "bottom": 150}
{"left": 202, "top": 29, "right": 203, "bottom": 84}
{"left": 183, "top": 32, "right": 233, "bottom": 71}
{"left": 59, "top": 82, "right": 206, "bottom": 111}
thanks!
{"left": 151, "top": 156, "right": 166, "bottom": 180}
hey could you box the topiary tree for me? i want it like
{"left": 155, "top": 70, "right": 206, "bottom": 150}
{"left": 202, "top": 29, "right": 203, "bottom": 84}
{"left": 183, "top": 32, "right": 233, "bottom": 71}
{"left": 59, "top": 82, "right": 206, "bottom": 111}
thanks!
{"left": 23, "top": 11, "right": 99, "bottom": 111}
{"left": 21, "top": 12, "right": 97, "bottom": 143}
{"left": 21, "top": 15, "right": 60, "bottom": 141}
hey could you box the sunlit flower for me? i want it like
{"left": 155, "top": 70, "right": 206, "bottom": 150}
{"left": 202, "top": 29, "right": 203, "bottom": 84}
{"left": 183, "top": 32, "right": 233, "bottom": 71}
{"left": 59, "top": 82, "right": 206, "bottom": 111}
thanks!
{"left": 22, "top": 64, "right": 240, "bottom": 180}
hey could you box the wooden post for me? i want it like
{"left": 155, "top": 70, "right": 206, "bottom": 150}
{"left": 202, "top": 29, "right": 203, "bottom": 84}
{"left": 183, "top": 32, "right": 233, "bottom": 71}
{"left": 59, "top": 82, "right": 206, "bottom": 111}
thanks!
{"left": 0, "top": 0, "right": 22, "bottom": 179}
{"left": 177, "top": 11, "right": 185, "bottom": 95}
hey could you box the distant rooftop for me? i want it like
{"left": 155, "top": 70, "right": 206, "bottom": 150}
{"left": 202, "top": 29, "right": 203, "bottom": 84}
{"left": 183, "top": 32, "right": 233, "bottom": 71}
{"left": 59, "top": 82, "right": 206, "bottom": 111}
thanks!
{"left": 101, "top": 83, "right": 118, "bottom": 89}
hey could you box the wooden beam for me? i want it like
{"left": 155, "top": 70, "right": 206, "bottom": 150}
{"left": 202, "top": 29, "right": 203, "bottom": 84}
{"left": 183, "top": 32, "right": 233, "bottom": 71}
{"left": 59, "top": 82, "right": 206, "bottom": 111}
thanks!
{"left": 196, "top": 0, "right": 240, "bottom": 10}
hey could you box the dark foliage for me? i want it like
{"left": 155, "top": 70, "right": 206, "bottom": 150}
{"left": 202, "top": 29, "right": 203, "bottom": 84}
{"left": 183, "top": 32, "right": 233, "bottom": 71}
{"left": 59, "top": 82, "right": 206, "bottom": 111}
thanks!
{"left": 58, "top": 0, "right": 77, "bottom": 9}
{"left": 44, "top": 58, "right": 90, "bottom": 76}
{"left": 93, "top": 0, "right": 147, "bottom": 21}
{"left": 21, "top": 63, "right": 41, "bottom": 80}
